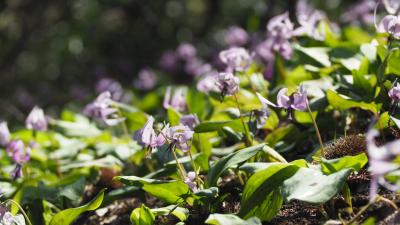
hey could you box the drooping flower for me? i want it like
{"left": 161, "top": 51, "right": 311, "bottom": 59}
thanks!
{"left": 0, "top": 209, "right": 25, "bottom": 225}
{"left": 83, "top": 92, "right": 125, "bottom": 126}
{"left": 367, "top": 129, "right": 400, "bottom": 200}
{"left": 184, "top": 59, "right": 211, "bottom": 77}
{"left": 180, "top": 114, "right": 200, "bottom": 130}
{"left": 225, "top": 26, "right": 249, "bottom": 47}
{"left": 255, "top": 93, "right": 274, "bottom": 129}
{"left": 0, "top": 122, "right": 11, "bottom": 147}
{"left": 133, "top": 68, "right": 158, "bottom": 91}
{"left": 389, "top": 83, "right": 400, "bottom": 101}
{"left": 165, "top": 125, "right": 194, "bottom": 152}
{"left": 25, "top": 106, "right": 48, "bottom": 131}
{"left": 95, "top": 77, "right": 130, "bottom": 103}
{"left": 134, "top": 116, "right": 166, "bottom": 149}
{"left": 197, "top": 71, "right": 219, "bottom": 94}
{"left": 184, "top": 171, "right": 198, "bottom": 192}
{"left": 159, "top": 50, "right": 178, "bottom": 72}
{"left": 215, "top": 72, "right": 240, "bottom": 97}
{"left": 176, "top": 43, "right": 197, "bottom": 61}
{"left": 383, "top": 0, "right": 400, "bottom": 14}
{"left": 341, "top": 0, "right": 375, "bottom": 25}
{"left": 377, "top": 15, "right": 400, "bottom": 39}
{"left": 294, "top": 0, "right": 326, "bottom": 40}
{"left": 267, "top": 12, "right": 294, "bottom": 40}
{"left": 219, "top": 47, "right": 252, "bottom": 72}
{"left": 6, "top": 140, "right": 31, "bottom": 164}
{"left": 163, "top": 87, "right": 187, "bottom": 112}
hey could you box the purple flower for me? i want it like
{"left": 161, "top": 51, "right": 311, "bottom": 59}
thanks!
{"left": 184, "top": 171, "right": 198, "bottom": 192}
{"left": 134, "top": 68, "right": 158, "bottom": 91}
{"left": 225, "top": 26, "right": 249, "bottom": 46}
{"left": 184, "top": 58, "right": 211, "bottom": 77}
{"left": 294, "top": 0, "right": 326, "bottom": 40}
{"left": 134, "top": 116, "right": 166, "bottom": 149}
{"left": 383, "top": 0, "right": 400, "bottom": 14}
{"left": 163, "top": 87, "right": 187, "bottom": 112}
{"left": 176, "top": 43, "right": 197, "bottom": 60}
{"left": 219, "top": 47, "right": 252, "bottom": 72}
{"left": 267, "top": 12, "right": 294, "bottom": 40}
{"left": 197, "top": 71, "right": 219, "bottom": 94}
{"left": 83, "top": 92, "right": 125, "bottom": 126}
{"left": 25, "top": 106, "right": 48, "bottom": 131}
{"left": 10, "top": 164, "right": 23, "bottom": 180}
{"left": 367, "top": 129, "right": 400, "bottom": 200}
{"left": 377, "top": 15, "right": 400, "bottom": 39}
{"left": 341, "top": 0, "right": 375, "bottom": 25}
{"left": 165, "top": 125, "right": 194, "bottom": 152}
{"left": 180, "top": 114, "right": 200, "bottom": 130}
{"left": 6, "top": 140, "right": 30, "bottom": 164}
{"left": 255, "top": 93, "right": 275, "bottom": 128}
{"left": 389, "top": 83, "right": 400, "bottom": 101}
{"left": 95, "top": 77, "right": 129, "bottom": 102}
{"left": 0, "top": 122, "right": 10, "bottom": 147}
{"left": 159, "top": 50, "right": 178, "bottom": 72}
{"left": 215, "top": 72, "right": 240, "bottom": 97}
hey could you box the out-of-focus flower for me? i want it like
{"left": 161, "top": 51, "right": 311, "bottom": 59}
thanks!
{"left": 255, "top": 93, "right": 275, "bottom": 129}
{"left": 267, "top": 12, "right": 294, "bottom": 39}
{"left": 163, "top": 87, "right": 187, "bottom": 112}
{"left": 0, "top": 122, "right": 11, "bottom": 147}
{"left": 184, "top": 59, "right": 211, "bottom": 77}
{"left": 383, "top": 0, "right": 400, "bottom": 14}
{"left": 215, "top": 72, "right": 240, "bottom": 97}
{"left": 83, "top": 92, "right": 125, "bottom": 126}
{"left": 159, "top": 50, "right": 178, "bottom": 72}
{"left": 225, "top": 26, "right": 249, "bottom": 46}
{"left": 180, "top": 114, "right": 200, "bottom": 130}
{"left": 294, "top": 0, "right": 326, "bottom": 40}
{"left": 367, "top": 129, "right": 400, "bottom": 200}
{"left": 389, "top": 83, "right": 400, "bottom": 101}
{"left": 134, "top": 116, "right": 166, "bottom": 150}
{"left": 341, "top": 0, "right": 375, "bottom": 25}
{"left": 219, "top": 47, "right": 252, "bottom": 72}
{"left": 197, "top": 71, "right": 219, "bottom": 94}
{"left": 25, "top": 106, "right": 48, "bottom": 131}
{"left": 184, "top": 171, "right": 198, "bottom": 192}
{"left": 377, "top": 15, "right": 400, "bottom": 39}
{"left": 134, "top": 68, "right": 158, "bottom": 91}
{"left": 0, "top": 208, "right": 25, "bottom": 225}
{"left": 6, "top": 140, "right": 30, "bottom": 164}
{"left": 176, "top": 43, "right": 197, "bottom": 61}
{"left": 165, "top": 125, "right": 194, "bottom": 152}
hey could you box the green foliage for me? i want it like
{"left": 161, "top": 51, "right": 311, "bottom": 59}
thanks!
{"left": 205, "top": 214, "right": 262, "bottom": 225}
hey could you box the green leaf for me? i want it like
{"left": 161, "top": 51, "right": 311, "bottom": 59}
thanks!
{"left": 295, "top": 45, "right": 331, "bottom": 67}
{"left": 187, "top": 90, "right": 212, "bottom": 120}
{"left": 205, "top": 214, "right": 262, "bottom": 225}
{"left": 130, "top": 205, "right": 155, "bottom": 225}
{"left": 282, "top": 168, "right": 352, "bottom": 204}
{"left": 194, "top": 119, "right": 243, "bottom": 133}
{"left": 167, "top": 108, "right": 182, "bottom": 126}
{"left": 326, "top": 90, "right": 379, "bottom": 114}
{"left": 116, "top": 176, "right": 190, "bottom": 204}
{"left": 151, "top": 205, "right": 189, "bottom": 222}
{"left": 387, "top": 49, "right": 400, "bottom": 75}
{"left": 51, "top": 115, "right": 101, "bottom": 137}
{"left": 49, "top": 189, "right": 105, "bottom": 225}
{"left": 206, "top": 143, "right": 265, "bottom": 187}
{"left": 321, "top": 153, "right": 368, "bottom": 175}
{"left": 239, "top": 163, "right": 301, "bottom": 220}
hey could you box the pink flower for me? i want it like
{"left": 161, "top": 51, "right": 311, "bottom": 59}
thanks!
{"left": 180, "top": 114, "right": 200, "bottom": 130}
{"left": 225, "top": 26, "right": 249, "bottom": 46}
{"left": 219, "top": 47, "right": 252, "bottom": 72}
{"left": 0, "top": 122, "right": 10, "bottom": 147}
{"left": 184, "top": 171, "right": 198, "bottom": 192}
{"left": 25, "top": 106, "right": 48, "bottom": 131}
{"left": 165, "top": 125, "right": 194, "bottom": 152}
{"left": 377, "top": 15, "right": 400, "bottom": 39}
{"left": 215, "top": 72, "right": 240, "bottom": 97}
{"left": 197, "top": 71, "right": 219, "bottom": 94}
{"left": 83, "top": 92, "right": 125, "bottom": 126}
{"left": 389, "top": 83, "right": 400, "bottom": 101}
{"left": 134, "top": 116, "right": 166, "bottom": 149}
{"left": 176, "top": 43, "right": 197, "bottom": 60}
{"left": 163, "top": 87, "right": 187, "bottom": 112}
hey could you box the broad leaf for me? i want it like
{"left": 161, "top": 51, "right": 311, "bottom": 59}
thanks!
{"left": 130, "top": 205, "right": 155, "bottom": 225}
{"left": 205, "top": 214, "right": 261, "bottom": 225}
{"left": 321, "top": 153, "right": 368, "bottom": 174}
{"left": 282, "top": 168, "right": 352, "bottom": 204}
{"left": 194, "top": 119, "right": 243, "bottom": 133}
{"left": 116, "top": 176, "right": 190, "bottom": 204}
{"left": 151, "top": 205, "right": 189, "bottom": 222}
{"left": 295, "top": 45, "right": 331, "bottom": 67}
{"left": 206, "top": 144, "right": 265, "bottom": 187}
{"left": 49, "top": 189, "right": 105, "bottom": 225}
{"left": 326, "top": 90, "right": 379, "bottom": 114}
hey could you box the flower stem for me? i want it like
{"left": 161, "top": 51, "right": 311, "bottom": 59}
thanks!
{"left": 306, "top": 103, "right": 325, "bottom": 157}
{"left": 188, "top": 150, "right": 202, "bottom": 188}
{"left": 233, "top": 94, "right": 252, "bottom": 147}
{"left": 171, "top": 145, "right": 187, "bottom": 180}
{"left": 117, "top": 108, "right": 130, "bottom": 138}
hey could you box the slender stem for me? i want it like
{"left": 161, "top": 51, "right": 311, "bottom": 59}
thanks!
{"left": 345, "top": 197, "right": 375, "bottom": 225}
{"left": 117, "top": 108, "right": 130, "bottom": 138}
{"left": 377, "top": 195, "right": 398, "bottom": 209}
{"left": 188, "top": 150, "right": 201, "bottom": 188}
{"left": 307, "top": 103, "right": 325, "bottom": 157}
{"left": 233, "top": 94, "right": 252, "bottom": 147}
{"left": 171, "top": 146, "right": 187, "bottom": 180}
{"left": 4, "top": 200, "right": 33, "bottom": 225}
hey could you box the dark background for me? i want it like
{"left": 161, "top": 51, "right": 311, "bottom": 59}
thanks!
{"left": 0, "top": 0, "right": 364, "bottom": 119}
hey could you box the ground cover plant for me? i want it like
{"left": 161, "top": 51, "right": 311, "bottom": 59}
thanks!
{"left": 3, "top": 0, "right": 400, "bottom": 224}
